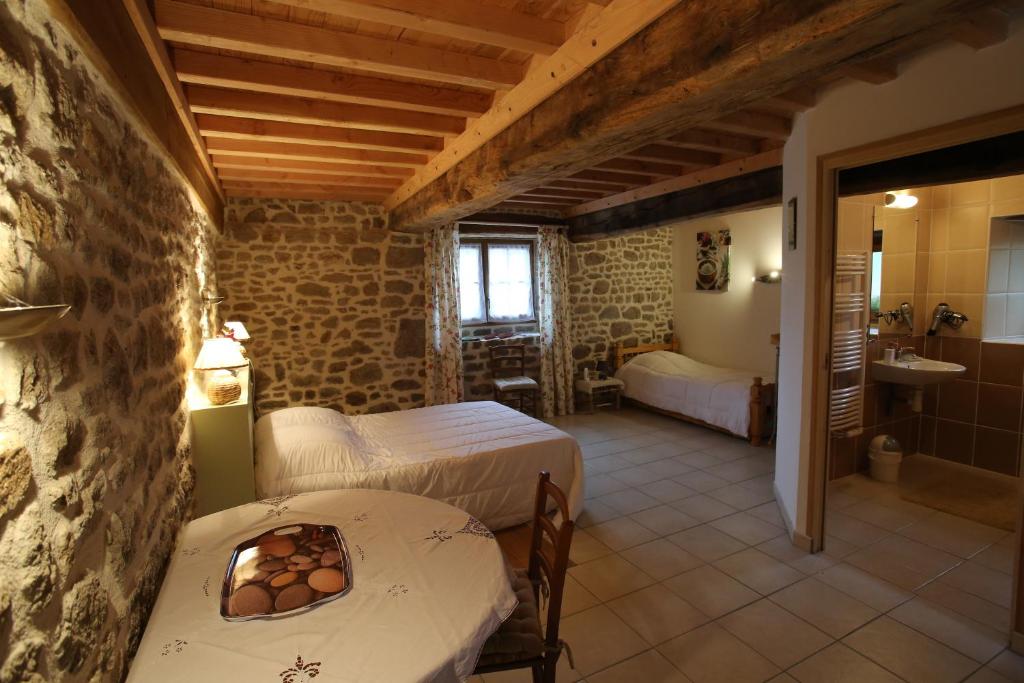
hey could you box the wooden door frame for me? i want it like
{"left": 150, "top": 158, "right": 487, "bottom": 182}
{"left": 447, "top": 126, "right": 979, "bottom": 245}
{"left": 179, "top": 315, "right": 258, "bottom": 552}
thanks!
{"left": 805, "top": 104, "right": 1024, "bottom": 646}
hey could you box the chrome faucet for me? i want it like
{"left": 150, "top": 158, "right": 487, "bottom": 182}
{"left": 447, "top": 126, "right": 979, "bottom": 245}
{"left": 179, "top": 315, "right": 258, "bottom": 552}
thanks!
{"left": 927, "top": 303, "right": 969, "bottom": 335}
{"left": 893, "top": 336, "right": 916, "bottom": 360}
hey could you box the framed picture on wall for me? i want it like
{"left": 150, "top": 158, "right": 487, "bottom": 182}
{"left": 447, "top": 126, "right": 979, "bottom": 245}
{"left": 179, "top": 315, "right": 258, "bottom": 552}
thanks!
{"left": 695, "top": 229, "right": 731, "bottom": 291}
{"left": 786, "top": 197, "right": 798, "bottom": 250}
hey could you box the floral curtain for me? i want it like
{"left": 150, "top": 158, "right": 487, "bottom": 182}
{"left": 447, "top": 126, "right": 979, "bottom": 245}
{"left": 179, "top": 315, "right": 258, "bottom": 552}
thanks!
{"left": 424, "top": 224, "right": 464, "bottom": 405}
{"left": 536, "top": 226, "right": 574, "bottom": 417}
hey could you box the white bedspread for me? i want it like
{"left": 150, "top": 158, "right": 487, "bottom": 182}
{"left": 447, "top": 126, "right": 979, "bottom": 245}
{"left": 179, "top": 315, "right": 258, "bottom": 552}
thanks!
{"left": 254, "top": 401, "right": 583, "bottom": 530}
{"left": 615, "top": 350, "right": 766, "bottom": 437}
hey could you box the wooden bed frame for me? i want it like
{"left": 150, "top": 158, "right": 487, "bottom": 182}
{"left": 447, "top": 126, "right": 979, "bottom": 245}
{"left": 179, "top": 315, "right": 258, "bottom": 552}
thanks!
{"left": 613, "top": 337, "right": 775, "bottom": 446}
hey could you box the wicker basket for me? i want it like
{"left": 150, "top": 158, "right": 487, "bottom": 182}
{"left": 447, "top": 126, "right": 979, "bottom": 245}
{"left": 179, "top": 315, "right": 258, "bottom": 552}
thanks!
{"left": 207, "top": 371, "right": 241, "bottom": 405}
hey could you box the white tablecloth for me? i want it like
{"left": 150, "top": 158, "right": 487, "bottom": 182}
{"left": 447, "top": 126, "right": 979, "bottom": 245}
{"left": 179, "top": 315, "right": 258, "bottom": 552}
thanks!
{"left": 128, "top": 490, "right": 518, "bottom": 683}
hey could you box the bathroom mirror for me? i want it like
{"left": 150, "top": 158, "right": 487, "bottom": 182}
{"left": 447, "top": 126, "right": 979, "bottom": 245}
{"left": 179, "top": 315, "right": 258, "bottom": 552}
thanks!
{"left": 984, "top": 214, "right": 1024, "bottom": 341}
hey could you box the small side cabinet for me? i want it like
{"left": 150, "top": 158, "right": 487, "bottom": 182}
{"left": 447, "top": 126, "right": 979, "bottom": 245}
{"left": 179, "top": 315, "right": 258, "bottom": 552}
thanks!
{"left": 189, "top": 366, "right": 256, "bottom": 516}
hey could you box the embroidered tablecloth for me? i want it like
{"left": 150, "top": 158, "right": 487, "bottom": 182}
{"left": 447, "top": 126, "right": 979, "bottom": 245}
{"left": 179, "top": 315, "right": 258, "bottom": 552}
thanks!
{"left": 128, "top": 489, "right": 518, "bottom": 683}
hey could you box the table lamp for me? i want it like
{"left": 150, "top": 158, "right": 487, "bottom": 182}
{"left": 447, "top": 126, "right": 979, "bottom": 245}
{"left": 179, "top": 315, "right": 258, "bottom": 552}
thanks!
{"left": 194, "top": 337, "right": 248, "bottom": 405}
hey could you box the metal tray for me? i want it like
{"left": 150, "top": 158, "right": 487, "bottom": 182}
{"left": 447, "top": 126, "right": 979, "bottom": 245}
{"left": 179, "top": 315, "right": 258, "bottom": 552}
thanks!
{"left": 220, "top": 522, "right": 352, "bottom": 621}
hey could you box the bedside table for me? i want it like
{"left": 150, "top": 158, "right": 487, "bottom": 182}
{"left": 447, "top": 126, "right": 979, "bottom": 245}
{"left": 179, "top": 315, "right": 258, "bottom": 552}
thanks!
{"left": 575, "top": 377, "right": 625, "bottom": 413}
{"left": 188, "top": 366, "right": 255, "bottom": 516}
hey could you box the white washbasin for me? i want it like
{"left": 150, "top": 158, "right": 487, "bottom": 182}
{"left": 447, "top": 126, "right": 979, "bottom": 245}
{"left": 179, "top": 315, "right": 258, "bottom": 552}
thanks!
{"left": 871, "top": 356, "right": 966, "bottom": 386}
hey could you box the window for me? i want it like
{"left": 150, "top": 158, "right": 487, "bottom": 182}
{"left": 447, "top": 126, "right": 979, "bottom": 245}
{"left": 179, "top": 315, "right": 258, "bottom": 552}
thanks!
{"left": 870, "top": 229, "right": 883, "bottom": 320}
{"left": 459, "top": 240, "right": 535, "bottom": 325}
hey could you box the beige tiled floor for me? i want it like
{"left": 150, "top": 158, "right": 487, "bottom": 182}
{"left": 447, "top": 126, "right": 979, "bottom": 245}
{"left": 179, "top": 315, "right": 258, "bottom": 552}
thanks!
{"left": 472, "top": 408, "right": 1021, "bottom": 682}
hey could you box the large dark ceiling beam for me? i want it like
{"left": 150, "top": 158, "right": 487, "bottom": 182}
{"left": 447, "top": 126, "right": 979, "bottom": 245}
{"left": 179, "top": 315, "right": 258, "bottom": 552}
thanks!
{"left": 387, "top": 0, "right": 995, "bottom": 232}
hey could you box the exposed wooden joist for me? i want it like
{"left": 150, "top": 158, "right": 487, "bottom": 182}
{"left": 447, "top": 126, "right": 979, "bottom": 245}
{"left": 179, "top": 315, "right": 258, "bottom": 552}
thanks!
{"left": 383, "top": 0, "right": 682, "bottom": 210}
{"left": 211, "top": 155, "right": 413, "bottom": 178}
{"left": 565, "top": 150, "right": 783, "bottom": 217}
{"left": 203, "top": 137, "right": 429, "bottom": 167}
{"left": 174, "top": 50, "right": 492, "bottom": 118}
{"left": 498, "top": 200, "right": 571, "bottom": 211}
{"left": 570, "top": 170, "right": 651, "bottom": 186}
{"left": 269, "top": 0, "right": 566, "bottom": 55}
{"left": 217, "top": 169, "right": 403, "bottom": 188}
{"left": 547, "top": 179, "right": 632, "bottom": 193}
{"left": 118, "top": 0, "right": 222, "bottom": 205}
{"left": 154, "top": 0, "right": 525, "bottom": 89}
{"left": 185, "top": 85, "right": 465, "bottom": 136}
{"left": 222, "top": 183, "right": 391, "bottom": 201}
{"left": 618, "top": 144, "right": 720, "bottom": 167}
{"left": 951, "top": 8, "right": 1009, "bottom": 49}
{"left": 840, "top": 58, "right": 899, "bottom": 84}
{"left": 594, "top": 158, "right": 683, "bottom": 177}
{"left": 662, "top": 129, "right": 763, "bottom": 156}
{"left": 511, "top": 195, "right": 578, "bottom": 205}
{"left": 519, "top": 187, "right": 606, "bottom": 200}
{"left": 700, "top": 111, "right": 792, "bottom": 141}
{"left": 568, "top": 166, "right": 782, "bottom": 240}
{"left": 388, "top": 0, "right": 983, "bottom": 231}
{"left": 196, "top": 114, "right": 443, "bottom": 154}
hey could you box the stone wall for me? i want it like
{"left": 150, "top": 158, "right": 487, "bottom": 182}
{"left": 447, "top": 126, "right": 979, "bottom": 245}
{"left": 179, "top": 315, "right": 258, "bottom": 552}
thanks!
{"left": 463, "top": 335, "right": 541, "bottom": 401}
{"left": 0, "top": 3, "right": 217, "bottom": 681}
{"left": 216, "top": 198, "right": 426, "bottom": 415}
{"left": 568, "top": 228, "right": 674, "bottom": 372}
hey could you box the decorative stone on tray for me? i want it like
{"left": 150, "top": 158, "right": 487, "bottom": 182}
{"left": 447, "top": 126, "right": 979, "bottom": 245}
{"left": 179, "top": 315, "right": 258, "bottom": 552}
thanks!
{"left": 221, "top": 523, "right": 352, "bottom": 621}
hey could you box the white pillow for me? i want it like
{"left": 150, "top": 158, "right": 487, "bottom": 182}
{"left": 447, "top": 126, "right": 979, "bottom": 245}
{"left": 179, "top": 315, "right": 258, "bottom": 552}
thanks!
{"left": 267, "top": 422, "right": 372, "bottom": 478}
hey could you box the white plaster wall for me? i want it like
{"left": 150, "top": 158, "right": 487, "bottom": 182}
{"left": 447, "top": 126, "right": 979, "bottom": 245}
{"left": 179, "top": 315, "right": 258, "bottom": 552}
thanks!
{"left": 671, "top": 206, "right": 783, "bottom": 376}
{"left": 776, "top": 17, "right": 1024, "bottom": 534}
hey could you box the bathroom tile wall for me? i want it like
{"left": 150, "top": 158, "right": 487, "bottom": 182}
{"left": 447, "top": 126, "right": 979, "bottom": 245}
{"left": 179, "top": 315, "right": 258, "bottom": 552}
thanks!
{"left": 830, "top": 174, "right": 1024, "bottom": 480}
{"left": 984, "top": 217, "right": 1024, "bottom": 339}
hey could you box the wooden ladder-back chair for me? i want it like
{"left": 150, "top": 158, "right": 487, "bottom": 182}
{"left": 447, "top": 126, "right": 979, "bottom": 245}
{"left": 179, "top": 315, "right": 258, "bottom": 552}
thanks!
{"left": 475, "top": 472, "right": 575, "bottom": 683}
{"left": 489, "top": 343, "right": 539, "bottom": 416}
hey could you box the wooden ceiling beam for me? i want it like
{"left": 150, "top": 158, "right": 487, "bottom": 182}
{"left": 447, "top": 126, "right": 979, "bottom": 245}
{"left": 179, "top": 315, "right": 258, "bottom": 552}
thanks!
{"left": 662, "top": 129, "right": 763, "bottom": 156}
{"left": 185, "top": 85, "right": 464, "bottom": 137}
{"left": 570, "top": 170, "right": 653, "bottom": 186}
{"left": 840, "top": 58, "right": 900, "bottom": 84}
{"left": 211, "top": 155, "right": 413, "bottom": 178}
{"left": 388, "top": 0, "right": 990, "bottom": 231}
{"left": 154, "top": 0, "right": 524, "bottom": 90}
{"left": 204, "top": 137, "right": 429, "bottom": 168}
{"left": 951, "top": 8, "right": 1009, "bottom": 49}
{"left": 594, "top": 158, "right": 683, "bottom": 178}
{"left": 547, "top": 179, "right": 631, "bottom": 193}
{"left": 565, "top": 149, "right": 783, "bottom": 217}
{"left": 761, "top": 86, "right": 818, "bottom": 114}
{"left": 495, "top": 201, "right": 568, "bottom": 212}
{"left": 700, "top": 111, "right": 792, "bottom": 141}
{"left": 173, "top": 49, "right": 492, "bottom": 118}
{"left": 214, "top": 158, "right": 412, "bottom": 178}
{"left": 222, "top": 184, "right": 391, "bottom": 201}
{"left": 384, "top": 0, "right": 682, "bottom": 211}
{"left": 268, "top": 0, "right": 566, "bottom": 55}
{"left": 618, "top": 144, "right": 721, "bottom": 167}
{"left": 506, "top": 196, "right": 577, "bottom": 205}
{"left": 196, "top": 114, "right": 443, "bottom": 154}
{"left": 217, "top": 169, "right": 402, "bottom": 188}
{"left": 520, "top": 187, "right": 606, "bottom": 200}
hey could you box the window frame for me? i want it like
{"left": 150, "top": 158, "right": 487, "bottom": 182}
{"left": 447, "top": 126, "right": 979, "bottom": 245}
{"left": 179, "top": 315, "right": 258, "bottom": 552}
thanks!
{"left": 460, "top": 237, "right": 538, "bottom": 327}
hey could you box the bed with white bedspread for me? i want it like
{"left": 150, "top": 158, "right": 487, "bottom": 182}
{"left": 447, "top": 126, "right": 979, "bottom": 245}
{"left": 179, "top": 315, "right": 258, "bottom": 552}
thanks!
{"left": 613, "top": 339, "right": 774, "bottom": 445}
{"left": 254, "top": 400, "right": 583, "bottom": 530}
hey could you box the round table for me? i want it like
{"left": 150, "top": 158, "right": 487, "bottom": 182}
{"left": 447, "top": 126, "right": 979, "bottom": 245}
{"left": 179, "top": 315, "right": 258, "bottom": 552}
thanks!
{"left": 128, "top": 490, "right": 518, "bottom": 683}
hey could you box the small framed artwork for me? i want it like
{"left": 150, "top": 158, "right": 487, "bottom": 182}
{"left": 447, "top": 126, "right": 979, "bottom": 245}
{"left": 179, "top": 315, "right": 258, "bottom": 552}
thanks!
{"left": 696, "top": 229, "right": 731, "bottom": 291}
{"left": 786, "top": 197, "right": 798, "bottom": 251}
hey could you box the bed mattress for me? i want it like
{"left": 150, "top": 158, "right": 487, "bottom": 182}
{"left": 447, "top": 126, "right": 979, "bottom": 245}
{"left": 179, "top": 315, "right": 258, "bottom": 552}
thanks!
{"left": 615, "top": 350, "right": 765, "bottom": 437}
{"left": 254, "top": 401, "right": 583, "bottom": 530}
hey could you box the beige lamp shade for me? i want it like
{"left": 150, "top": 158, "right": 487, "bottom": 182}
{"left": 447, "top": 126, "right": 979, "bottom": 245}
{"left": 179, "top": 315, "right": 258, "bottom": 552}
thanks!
{"left": 194, "top": 337, "right": 248, "bottom": 371}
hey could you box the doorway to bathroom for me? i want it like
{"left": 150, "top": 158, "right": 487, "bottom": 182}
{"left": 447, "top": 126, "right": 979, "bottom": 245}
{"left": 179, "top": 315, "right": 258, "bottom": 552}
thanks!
{"left": 810, "top": 108, "right": 1024, "bottom": 656}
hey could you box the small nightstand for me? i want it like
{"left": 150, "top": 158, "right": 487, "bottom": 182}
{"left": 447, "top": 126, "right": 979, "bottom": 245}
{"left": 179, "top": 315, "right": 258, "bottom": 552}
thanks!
{"left": 575, "top": 377, "right": 625, "bottom": 413}
{"left": 188, "top": 366, "right": 255, "bottom": 516}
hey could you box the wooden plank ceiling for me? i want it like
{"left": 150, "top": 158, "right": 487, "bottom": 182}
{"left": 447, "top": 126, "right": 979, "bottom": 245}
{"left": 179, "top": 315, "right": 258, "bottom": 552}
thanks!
{"left": 135, "top": 0, "right": 1017, "bottom": 218}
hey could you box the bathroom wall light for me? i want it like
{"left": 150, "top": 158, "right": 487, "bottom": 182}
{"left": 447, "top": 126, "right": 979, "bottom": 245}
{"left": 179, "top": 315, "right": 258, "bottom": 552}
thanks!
{"left": 753, "top": 270, "right": 782, "bottom": 284}
{"left": 884, "top": 191, "right": 918, "bottom": 209}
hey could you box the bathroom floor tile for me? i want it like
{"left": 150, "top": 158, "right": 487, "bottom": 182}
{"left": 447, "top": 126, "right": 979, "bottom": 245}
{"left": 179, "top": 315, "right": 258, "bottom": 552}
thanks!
{"left": 889, "top": 596, "right": 1007, "bottom": 663}
{"left": 789, "top": 643, "right": 903, "bottom": 683}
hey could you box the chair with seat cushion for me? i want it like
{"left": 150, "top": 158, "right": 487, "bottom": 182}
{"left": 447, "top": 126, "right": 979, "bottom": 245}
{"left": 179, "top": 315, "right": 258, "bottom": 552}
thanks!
{"left": 489, "top": 343, "right": 539, "bottom": 416}
{"left": 475, "top": 471, "right": 575, "bottom": 683}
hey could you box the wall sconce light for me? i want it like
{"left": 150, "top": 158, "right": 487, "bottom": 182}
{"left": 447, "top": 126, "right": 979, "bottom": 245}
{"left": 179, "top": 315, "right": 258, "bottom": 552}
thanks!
{"left": 0, "top": 292, "right": 71, "bottom": 341}
{"left": 752, "top": 270, "right": 782, "bottom": 284}
{"left": 884, "top": 191, "right": 918, "bottom": 209}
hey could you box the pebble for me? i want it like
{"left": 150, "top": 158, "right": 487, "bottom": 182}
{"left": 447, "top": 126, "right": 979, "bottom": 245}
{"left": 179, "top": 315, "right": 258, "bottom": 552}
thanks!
{"left": 274, "top": 583, "right": 314, "bottom": 611}
{"left": 229, "top": 584, "right": 272, "bottom": 617}
{"left": 308, "top": 567, "right": 345, "bottom": 593}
